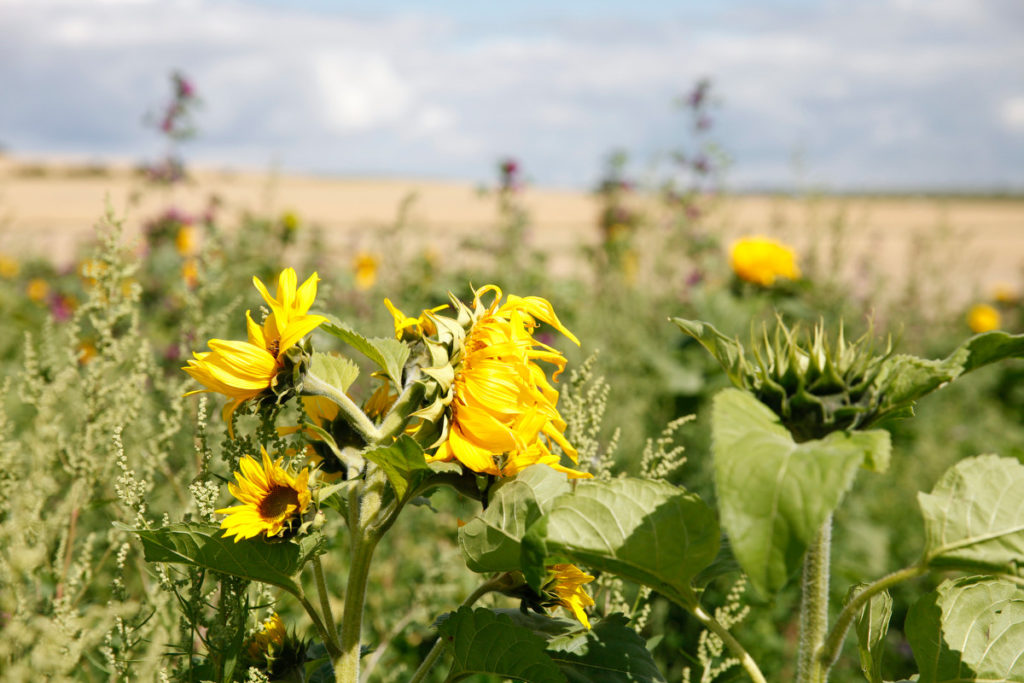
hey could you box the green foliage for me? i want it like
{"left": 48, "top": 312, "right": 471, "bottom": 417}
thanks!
{"left": 128, "top": 523, "right": 325, "bottom": 594}
{"left": 906, "top": 576, "right": 1024, "bottom": 682}
{"left": 459, "top": 465, "right": 570, "bottom": 573}
{"left": 850, "top": 586, "right": 892, "bottom": 683}
{"left": 522, "top": 478, "right": 719, "bottom": 608}
{"left": 321, "top": 319, "right": 410, "bottom": 389}
{"left": 437, "top": 607, "right": 566, "bottom": 683}
{"left": 918, "top": 454, "right": 1024, "bottom": 575}
{"left": 711, "top": 388, "right": 888, "bottom": 595}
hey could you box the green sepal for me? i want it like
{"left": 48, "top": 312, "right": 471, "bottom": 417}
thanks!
{"left": 362, "top": 435, "right": 430, "bottom": 500}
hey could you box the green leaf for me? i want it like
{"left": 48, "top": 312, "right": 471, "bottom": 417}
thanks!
{"left": 496, "top": 610, "right": 665, "bottom": 683}
{"left": 438, "top": 606, "right": 566, "bottom": 683}
{"left": 522, "top": 478, "right": 718, "bottom": 607}
{"left": 711, "top": 389, "right": 876, "bottom": 595}
{"left": 459, "top": 465, "right": 570, "bottom": 573}
{"left": 308, "top": 352, "right": 360, "bottom": 393}
{"left": 919, "top": 454, "right": 1024, "bottom": 575}
{"left": 850, "top": 585, "right": 892, "bottom": 683}
{"left": 362, "top": 435, "right": 430, "bottom": 500}
{"left": 872, "top": 330, "right": 1024, "bottom": 422}
{"left": 321, "top": 319, "right": 410, "bottom": 389}
{"left": 547, "top": 614, "right": 666, "bottom": 683}
{"left": 672, "top": 318, "right": 747, "bottom": 386}
{"left": 906, "top": 576, "right": 1024, "bottom": 682}
{"left": 124, "top": 523, "right": 322, "bottom": 594}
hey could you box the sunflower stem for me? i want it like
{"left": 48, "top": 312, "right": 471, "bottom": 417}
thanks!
{"left": 313, "top": 555, "right": 341, "bottom": 654}
{"left": 303, "top": 370, "right": 381, "bottom": 445}
{"left": 334, "top": 468, "right": 387, "bottom": 683}
{"left": 407, "top": 574, "right": 511, "bottom": 683}
{"left": 797, "top": 515, "right": 832, "bottom": 683}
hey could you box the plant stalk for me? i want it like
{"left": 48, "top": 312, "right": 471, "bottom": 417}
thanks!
{"left": 690, "top": 605, "right": 768, "bottom": 683}
{"left": 303, "top": 371, "right": 381, "bottom": 444}
{"left": 334, "top": 469, "right": 388, "bottom": 683}
{"left": 797, "top": 515, "right": 832, "bottom": 683}
{"left": 817, "top": 563, "right": 926, "bottom": 674}
{"left": 313, "top": 555, "right": 341, "bottom": 654}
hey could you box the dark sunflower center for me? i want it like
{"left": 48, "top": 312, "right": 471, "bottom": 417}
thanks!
{"left": 268, "top": 338, "right": 281, "bottom": 357}
{"left": 259, "top": 486, "right": 300, "bottom": 520}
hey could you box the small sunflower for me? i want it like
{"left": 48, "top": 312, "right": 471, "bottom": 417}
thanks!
{"left": 247, "top": 613, "right": 286, "bottom": 658}
{"left": 384, "top": 298, "right": 449, "bottom": 340}
{"left": 353, "top": 252, "right": 378, "bottom": 291}
{"left": 729, "top": 236, "right": 801, "bottom": 286}
{"left": 546, "top": 564, "right": 596, "bottom": 628}
{"left": 216, "top": 450, "right": 312, "bottom": 542}
{"left": 967, "top": 303, "right": 1001, "bottom": 333}
{"left": 184, "top": 268, "right": 326, "bottom": 422}
{"left": 429, "top": 285, "right": 589, "bottom": 479}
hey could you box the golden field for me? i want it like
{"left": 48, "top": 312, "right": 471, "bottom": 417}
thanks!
{"left": 1, "top": 155, "right": 1022, "bottom": 306}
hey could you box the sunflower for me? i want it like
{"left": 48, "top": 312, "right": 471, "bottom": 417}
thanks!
{"left": 384, "top": 298, "right": 449, "bottom": 340}
{"left": 547, "top": 564, "right": 596, "bottom": 628}
{"left": 429, "top": 285, "right": 589, "bottom": 478}
{"left": 216, "top": 449, "right": 312, "bottom": 542}
{"left": 729, "top": 236, "right": 801, "bottom": 286}
{"left": 967, "top": 303, "right": 1001, "bottom": 333}
{"left": 184, "top": 268, "right": 325, "bottom": 422}
{"left": 247, "top": 613, "right": 286, "bottom": 658}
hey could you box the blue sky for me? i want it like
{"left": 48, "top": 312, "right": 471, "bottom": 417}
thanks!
{"left": 2, "top": 0, "right": 1023, "bottom": 191}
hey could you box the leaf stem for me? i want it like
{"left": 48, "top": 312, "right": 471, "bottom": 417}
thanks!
{"left": 292, "top": 585, "right": 341, "bottom": 661}
{"left": 690, "top": 605, "right": 768, "bottom": 683}
{"left": 313, "top": 555, "right": 341, "bottom": 654}
{"left": 797, "top": 515, "right": 832, "bottom": 683}
{"left": 817, "top": 563, "right": 926, "bottom": 674}
{"left": 407, "top": 575, "right": 512, "bottom": 683}
{"left": 303, "top": 370, "right": 381, "bottom": 444}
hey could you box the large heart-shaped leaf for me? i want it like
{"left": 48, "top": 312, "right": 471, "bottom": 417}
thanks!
{"left": 459, "top": 465, "right": 570, "bottom": 573}
{"left": 437, "top": 606, "right": 566, "bottom": 683}
{"left": 906, "top": 576, "right": 1024, "bottom": 682}
{"left": 919, "top": 454, "right": 1024, "bottom": 575}
{"left": 712, "top": 389, "right": 885, "bottom": 595}
{"left": 522, "top": 478, "right": 718, "bottom": 608}
{"left": 125, "top": 523, "right": 323, "bottom": 594}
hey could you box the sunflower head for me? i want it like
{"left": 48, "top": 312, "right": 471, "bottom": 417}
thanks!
{"left": 967, "top": 303, "right": 1001, "bottom": 333}
{"left": 244, "top": 612, "right": 309, "bottom": 679}
{"left": 413, "top": 285, "right": 588, "bottom": 479}
{"left": 184, "top": 268, "right": 325, "bottom": 425}
{"left": 729, "top": 235, "right": 801, "bottom": 286}
{"left": 543, "top": 564, "right": 596, "bottom": 628}
{"left": 216, "top": 450, "right": 312, "bottom": 542}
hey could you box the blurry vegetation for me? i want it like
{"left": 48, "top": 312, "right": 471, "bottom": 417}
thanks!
{"left": 1, "top": 73, "right": 1022, "bottom": 682}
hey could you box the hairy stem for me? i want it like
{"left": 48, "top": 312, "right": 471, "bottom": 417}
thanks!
{"left": 797, "top": 515, "right": 832, "bottom": 683}
{"left": 313, "top": 555, "right": 341, "bottom": 654}
{"left": 292, "top": 586, "right": 341, "bottom": 661}
{"left": 335, "top": 469, "right": 388, "bottom": 683}
{"left": 690, "top": 605, "right": 768, "bottom": 683}
{"left": 407, "top": 575, "right": 515, "bottom": 683}
{"left": 818, "top": 564, "right": 926, "bottom": 674}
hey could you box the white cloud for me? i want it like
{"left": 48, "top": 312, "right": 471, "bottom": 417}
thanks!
{"left": 1, "top": 0, "right": 1021, "bottom": 189}
{"left": 1000, "top": 96, "right": 1024, "bottom": 133}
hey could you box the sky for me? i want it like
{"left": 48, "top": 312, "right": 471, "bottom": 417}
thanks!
{"left": 1, "top": 0, "right": 1023, "bottom": 191}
